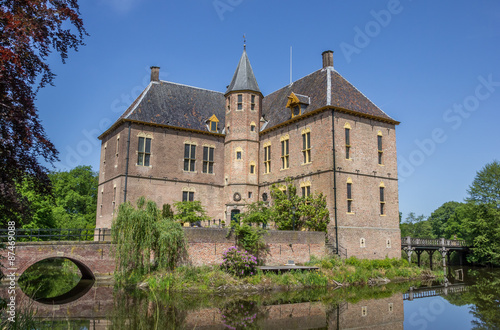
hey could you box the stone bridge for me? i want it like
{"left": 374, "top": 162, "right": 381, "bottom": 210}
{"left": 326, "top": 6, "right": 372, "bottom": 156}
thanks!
{"left": 0, "top": 241, "right": 114, "bottom": 279}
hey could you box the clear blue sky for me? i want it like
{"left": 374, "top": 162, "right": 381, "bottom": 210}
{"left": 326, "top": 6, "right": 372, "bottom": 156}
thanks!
{"left": 36, "top": 0, "right": 500, "bottom": 218}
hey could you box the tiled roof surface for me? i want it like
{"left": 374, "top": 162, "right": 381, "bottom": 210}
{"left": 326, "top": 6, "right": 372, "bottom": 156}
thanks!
{"left": 226, "top": 49, "right": 261, "bottom": 94}
{"left": 262, "top": 68, "right": 396, "bottom": 129}
{"left": 119, "top": 81, "right": 226, "bottom": 133}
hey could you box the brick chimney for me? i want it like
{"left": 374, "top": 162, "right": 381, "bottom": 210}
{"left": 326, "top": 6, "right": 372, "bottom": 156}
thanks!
{"left": 322, "top": 50, "right": 334, "bottom": 68}
{"left": 150, "top": 66, "right": 160, "bottom": 82}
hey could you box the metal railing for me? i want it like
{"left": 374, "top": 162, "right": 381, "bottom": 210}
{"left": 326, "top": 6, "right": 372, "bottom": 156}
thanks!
{"left": 0, "top": 228, "right": 112, "bottom": 242}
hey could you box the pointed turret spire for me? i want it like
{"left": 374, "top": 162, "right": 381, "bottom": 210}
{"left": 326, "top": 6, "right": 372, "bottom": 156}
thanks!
{"left": 225, "top": 49, "right": 260, "bottom": 95}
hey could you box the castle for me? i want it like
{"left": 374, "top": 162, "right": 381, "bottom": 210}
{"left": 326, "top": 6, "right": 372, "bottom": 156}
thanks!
{"left": 96, "top": 48, "right": 401, "bottom": 259}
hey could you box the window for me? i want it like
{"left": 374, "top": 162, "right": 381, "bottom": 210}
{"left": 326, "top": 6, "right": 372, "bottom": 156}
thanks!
{"left": 344, "top": 123, "right": 351, "bottom": 159}
{"left": 203, "top": 146, "right": 214, "bottom": 174}
{"left": 386, "top": 239, "right": 391, "bottom": 248}
{"left": 184, "top": 144, "right": 196, "bottom": 172}
{"left": 227, "top": 96, "right": 231, "bottom": 112}
{"left": 208, "top": 114, "right": 219, "bottom": 132}
{"left": 235, "top": 146, "right": 243, "bottom": 160}
{"left": 377, "top": 131, "right": 383, "bottom": 165}
{"left": 300, "top": 181, "right": 311, "bottom": 197}
{"left": 264, "top": 144, "right": 271, "bottom": 173}
{"left": 248, "top": 192, "right": 253, "bottom": 199}
{"left": 347, "top": 178, "right": 353, "bottom": 213}
{"left": 112, "top": 186, "right": 116, "bottom": 214}
{"left": 281, "top": 137, "right": 289, "bottom": 169}
{"left": 292, "top": 105, "right": 300, "bottom": 117}
{"left": 361, "top": 306, "right": 367, "bottom": 317}
{"left": 116, "top": 136, "right": 120, "bottom": 157}
{"left": 237, "top": 94, "right": 243, "bottom": 110}
{"left": 302, "top": 130, "right": 311, "bottom": 164}
{"left": 249, "top": 162, "right": 255, "bottom": 174}
{"left": 380, "top": 182, "right": 386, "bottom": 215}
{"left": 388, "top": 303, "right": 394, "bottom": 312}
{"left": 360, "top": 238, "right": 366, "bottom": 248}
{"left": 250, "top": 121, "right": 256, "bottom": 132}
{"left": 182, "top": 191, "right": 194, "bottom": 202}
{"left": 251, "top": 95, "right": 256, "bottom": 110}
{"left": 103, "top": 143, "right": 107, "bottom": 163}
{"left": 138, "top": 137, "right": 151, "bottom": 166}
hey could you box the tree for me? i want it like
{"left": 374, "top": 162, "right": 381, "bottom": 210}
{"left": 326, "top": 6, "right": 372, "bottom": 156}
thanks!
{"left": 0, "top": 1, "right": 87, "bottom": 225}
{"left": 173, "top": 201, "right": 209, "bottom": 225}
{"left": 399, "top": 212, "right": 433, "bottom": 238}
{"left": 112, "top": 197, "right": 187, "bottom": 277}
{"left": 461, "top": 203, "right": 500, "bottom": 265}
{"left": 466, "top": 160, "right": 500, "bottom": 208}
{"left": 269, "top": 178, "right": 330, "bottom": 232}
{"left": 427, "top": 201, "right": 463, "bottom": 238}
{"left": 237, "top": 201, "right": 272, "bottom": 227}
{"left": 12, "top": 166, "right": 97, "bottom": 230}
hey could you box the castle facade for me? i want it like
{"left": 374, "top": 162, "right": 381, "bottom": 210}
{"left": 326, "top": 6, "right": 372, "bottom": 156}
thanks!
{"left": 96, "top": 49, "right": 401, "bottom": 259}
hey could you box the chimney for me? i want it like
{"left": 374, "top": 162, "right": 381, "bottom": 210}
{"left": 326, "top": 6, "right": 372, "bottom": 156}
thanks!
{"left": 322, "top": 50, "right": 334, "bottom": 68}
{"left": 150, "top": 66, "right": 160, "bottom": 82}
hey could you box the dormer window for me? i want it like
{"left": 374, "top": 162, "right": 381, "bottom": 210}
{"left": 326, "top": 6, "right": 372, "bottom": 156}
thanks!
{"left": 286, "top": 92, "right": 309, "bottom": 118}
{"left": 207, "top": 114, "right": 219, "bottom": 132}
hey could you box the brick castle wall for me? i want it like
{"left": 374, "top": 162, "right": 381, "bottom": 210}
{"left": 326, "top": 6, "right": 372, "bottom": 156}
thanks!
{"left": 184, "top": 228, "right": 325, "bottom": 266}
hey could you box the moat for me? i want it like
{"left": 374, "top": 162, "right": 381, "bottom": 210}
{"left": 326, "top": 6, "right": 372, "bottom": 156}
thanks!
{"left": 2, "top": 265, "right": 499, "bottom": 329}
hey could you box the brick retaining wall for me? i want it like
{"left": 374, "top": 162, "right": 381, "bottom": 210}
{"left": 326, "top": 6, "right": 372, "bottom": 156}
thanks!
{"left": 183, "top": 228, "right": 325, "bottom": 266}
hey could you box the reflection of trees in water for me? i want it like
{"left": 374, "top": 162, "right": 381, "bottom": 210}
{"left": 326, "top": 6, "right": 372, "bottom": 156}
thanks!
{"left": 107, "top": 291, "right": 187, "bottom": 330}
{"left": 18, "top": 258, "right": 81, "bottom": 299}
{"left": 219, "top": 299, "right": 268, "bottom": 329}
{"left": 442, "top": 269, "right": 500, "bottom": 328}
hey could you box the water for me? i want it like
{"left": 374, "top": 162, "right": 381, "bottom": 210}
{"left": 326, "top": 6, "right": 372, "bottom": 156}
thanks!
{"left": 3, "top": 265, "right": 500, "bottom": 329}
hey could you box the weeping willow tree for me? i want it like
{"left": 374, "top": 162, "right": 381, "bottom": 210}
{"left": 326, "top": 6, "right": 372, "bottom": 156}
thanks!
{"left": 112, "top": 197, "right": 187, "bottom": 278}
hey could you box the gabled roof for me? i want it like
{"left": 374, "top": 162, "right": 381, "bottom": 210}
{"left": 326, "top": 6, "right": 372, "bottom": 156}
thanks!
{"left": 262, "top": 68, "right": 398, "bottom": 130}
{"left": 226, "top": 49, "right": 261, "bottom": 95}
{"left": 114, "top": 81, "right": 225, "bottom": 133}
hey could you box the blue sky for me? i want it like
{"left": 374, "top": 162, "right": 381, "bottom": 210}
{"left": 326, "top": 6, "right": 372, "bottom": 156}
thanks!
{"left": 36, "top": 0, "right": 500, "bottom": 218}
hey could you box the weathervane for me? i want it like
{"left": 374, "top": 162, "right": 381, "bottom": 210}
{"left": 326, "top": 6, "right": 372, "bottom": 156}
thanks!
{"left": 243, "top": 34, "right": 246, "bottom": 50}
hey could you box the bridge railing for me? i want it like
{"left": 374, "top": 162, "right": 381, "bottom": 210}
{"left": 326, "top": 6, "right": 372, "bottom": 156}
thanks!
{"left": 0, "top": 228, "right": 112, "bottom": 242}
{"left": 402, "top": 237, "right": 468, "bottom": 248}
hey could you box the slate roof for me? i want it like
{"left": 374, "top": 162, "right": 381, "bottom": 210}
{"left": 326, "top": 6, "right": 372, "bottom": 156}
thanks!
{"left": 225, "top": 49, "right": 261, "bottom": 95}
{"left": 261, "top": 68, "right": 397, "bottom": 130}
{"left": 117, "top": 81, "right": 226, "bottom": 133}
{"left": 101, "top": 53, "right": 397, "bottom": 139}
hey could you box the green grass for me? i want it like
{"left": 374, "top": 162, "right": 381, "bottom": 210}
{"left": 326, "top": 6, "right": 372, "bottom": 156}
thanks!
{"left": 136, "top": 255, "right": 441, "bottom": 293}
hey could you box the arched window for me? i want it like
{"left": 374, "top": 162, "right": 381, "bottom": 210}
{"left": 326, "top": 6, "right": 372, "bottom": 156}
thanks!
{"left": 360, "top": 238, "right": 366, "bottom": 248}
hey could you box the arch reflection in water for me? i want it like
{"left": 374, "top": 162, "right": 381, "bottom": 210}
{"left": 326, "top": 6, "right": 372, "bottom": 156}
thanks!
{"left": 18, "top": 257, "right": 95, "bottom": 305}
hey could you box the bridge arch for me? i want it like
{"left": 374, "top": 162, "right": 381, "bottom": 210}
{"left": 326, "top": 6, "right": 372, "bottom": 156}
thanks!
{"left": 18, "top": 255, "right": 96, "bottom": 281}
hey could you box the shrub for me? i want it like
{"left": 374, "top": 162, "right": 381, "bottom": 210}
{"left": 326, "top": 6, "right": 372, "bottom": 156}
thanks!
{"left": 220, "top": 246, "right": 257, "bottom": 277}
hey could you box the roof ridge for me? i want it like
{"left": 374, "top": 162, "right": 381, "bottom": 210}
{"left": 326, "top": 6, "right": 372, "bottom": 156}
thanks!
{"left": 124, "top": 82, "right": 154, "bottom": 119}
{"left": 265, "top": 69, "right": 324, "bottom": 97}
{"left": 331, "top": 71, "right": 392, "bottom": 119}
{"left": 158, "top": 80, "right": 224, "bottom": 94}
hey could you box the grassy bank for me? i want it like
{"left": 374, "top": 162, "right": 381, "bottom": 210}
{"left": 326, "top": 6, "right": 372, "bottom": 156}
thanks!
{"left": 136, "top": 256, "right": 443, "bottom": 293}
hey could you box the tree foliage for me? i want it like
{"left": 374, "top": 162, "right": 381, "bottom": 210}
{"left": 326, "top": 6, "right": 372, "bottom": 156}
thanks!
{"left": 427, "top": 201, "right": 463, "bottom": 238}
{"left": 269, "top": 179, "right": 330, "bottom": 232}
{"left": 466, "top": 160, "right": 500, "bottom": 208}
{"left": 13, "top": 166, "right": 97, "bottom": 230}
{"left": 112, "top": 197, "right": 187, "bottom": 277}
{"left": 173, "top": 201, "right": 209, "bottom": 225}
{"left": 399, "top": 212, "right": 433, "bottom": 238}
{"left": 0, "top": 1, "right": 87, "bottom": 225}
